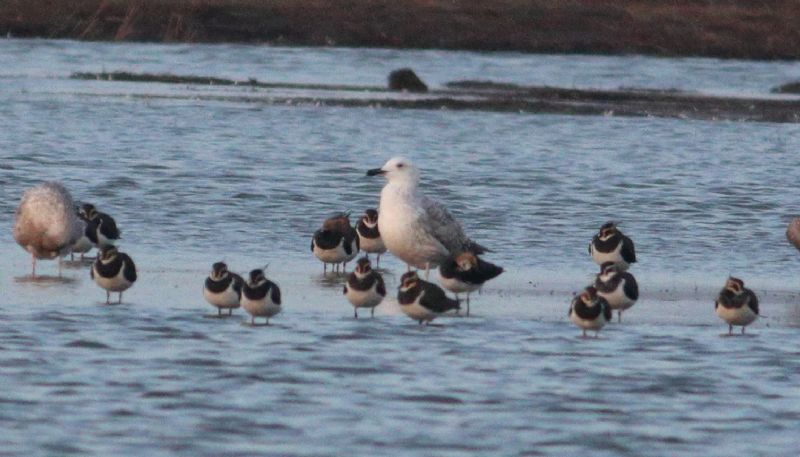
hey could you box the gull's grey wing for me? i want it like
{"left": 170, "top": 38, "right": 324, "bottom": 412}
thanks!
{"left": 420, "top": 196, "right": 486, "bottom": 254}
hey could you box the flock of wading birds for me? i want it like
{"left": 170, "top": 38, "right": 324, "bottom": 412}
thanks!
{"left": 13, "top": 157, "right": 794, "bottom": 336}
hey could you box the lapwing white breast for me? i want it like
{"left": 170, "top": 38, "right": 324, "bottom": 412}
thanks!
{"left": 91, "top": 245, "right": 137, "bottom": 304}
{"left": 356, "top": 208, "right": 387, "bottom": 267}
{"left": 594, "top": 261, "right": 638, "bottom": 322}
{"left": 397, "top": 271, "right": 460, "bottom": 325}
{"left": 311, "top": 212, "right": 359, "bottom": 273}
{"left": 589, "top": 221, "right": 636, "bottom": 271}
{"left": 203, "top": 261, "right": 244, "bottom": 316}
{"left": 241, "top": 269, "right": 282, "bottom": 325}
{"left": 715, "top": 277, "right": 760, "bottom": 335}
{"left": 569, "top": 286, "right": 612, "bottom": 338}
{"left": 343, "top": 257, "right": 386, "bottom": 318}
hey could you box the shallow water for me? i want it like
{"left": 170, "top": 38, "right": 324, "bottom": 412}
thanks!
{"left": 1, "top": 40, "right": 799, "bottom": 456}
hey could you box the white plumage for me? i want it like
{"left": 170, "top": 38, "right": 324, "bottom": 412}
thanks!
{"left": 368, "top": 157, "right": 484, "bottom": 273}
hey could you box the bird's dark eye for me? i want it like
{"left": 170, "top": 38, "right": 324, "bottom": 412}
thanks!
{"left": 397, "top": 163, "right": 404, "bottom": 168}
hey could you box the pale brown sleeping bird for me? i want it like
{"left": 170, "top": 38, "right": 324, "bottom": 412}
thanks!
{"left": 13, "top": 182, "right": 83, "bottom": 278}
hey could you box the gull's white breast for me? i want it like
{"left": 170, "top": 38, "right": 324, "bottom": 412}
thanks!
{"left": 378, "top": 184, "right": 448, "bottom": 268}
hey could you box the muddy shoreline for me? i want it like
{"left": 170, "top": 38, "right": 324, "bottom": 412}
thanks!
{"left": 72, "top": 71, "right": 800, "bottom": 124}
{"left": 5, "top": 1, "right": 800, "bottom": 60}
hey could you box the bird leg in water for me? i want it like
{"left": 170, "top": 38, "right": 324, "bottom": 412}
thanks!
{"left": 376, "top": 254, "right": 381, "bottom": 268}
{"left": 424, "top": 262, "right": 430, "bottom": 280}
{"left": 31, "top": 255, "right": 37, "bottom": 279}
{"left": 118, "top": 292, "right": 123, "bottom": 304}
{"left": 618, "top": 311, "right": 622, "bottom": 323}
{"left": 728, "top": 324, "right": 733, "bottom": 335}
{"left": 466, "top": 293, "right": 471, "bottom": 317}
{"left": 106, "top": 291, "right": 110, "bottom": 305}
{"left": 371, "top": 307, "right": 375, "bottom": 317}
{"left": 58, "top": 257, "right": 63, "bottom": 278}
{"left": 354, "top": 308, "right": 358, "bottom": 319}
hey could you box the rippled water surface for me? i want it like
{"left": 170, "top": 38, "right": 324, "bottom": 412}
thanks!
{"left": 1, "top": 40, "right": 799, "bottom": 456}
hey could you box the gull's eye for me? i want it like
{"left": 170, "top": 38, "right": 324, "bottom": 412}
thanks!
{"left": 397, "top": 163, "right": 404, "bottom": 168}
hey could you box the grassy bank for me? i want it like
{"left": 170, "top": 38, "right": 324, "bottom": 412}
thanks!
{"left": 2, "top": 1, "right": 800, "bottom": 59}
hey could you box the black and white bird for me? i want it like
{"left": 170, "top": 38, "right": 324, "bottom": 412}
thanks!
{"left": 439, "top": 252, "right": 503, "bottom": 316}
{"left": 91, "top": 245, "right": 137, "bottom": 304}
{"left": 241, "top": 269, "right": 282, "bottom": 325}
{"left": 569, "top": 286, "right": 612, "bottom": 338}
{"left": 715, "top": 277, "right": 760, "bottom": 335}
{"left": 203, "top": 262, "right": 244, "bottom": 317}
{"left": 13, "top": 182, "right": 83, "bottom": 278}
{"left": 311, "top": 212, "right": 359, "bottom": 274}
{"left": 356, "top": 209, "right": 387, "bottom": 267}
{"left": 589, "top": 221, "right": 636, "bottom": 271}
{"left": 594, "top": 261, "right": 639, "bottom": 323}
{"left": 397, "top": 271, "right": 460, "bottom": 325}
{"left": 70, "top": 205, "right": 94, "bottom": 261}
{"left": 343, "top": 257, "right": 386, "bottom": 318}
{"left": 80, "top": 203, "right": 121, "bottom": 249}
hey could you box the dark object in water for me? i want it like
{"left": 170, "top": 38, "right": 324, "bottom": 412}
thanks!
{"left": 786, "top": 218, "right": 800, "bottom": 252}
{"left": 388, "top": 68, "right": 428, "bottom": 93}
{"left": 772, "top": 81, "right": 800, "bottom": 94}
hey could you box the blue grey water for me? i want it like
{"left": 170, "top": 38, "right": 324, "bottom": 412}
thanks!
{"left": 1, "top": 39, "right": 799, "bottom": 456}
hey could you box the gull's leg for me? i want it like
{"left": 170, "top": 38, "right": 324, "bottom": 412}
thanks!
{"left": 466, "top": 293, "right": 471, "bottom": 317}
{"left": 106, "top": 291, "right": 110, "bottom": 305}
{"left": 376, "top": 254, "right": 380, "bottom": 268}
{"left": 31, "top": 255, "right": 37, "bottom": 279}
{"left": 424, "top": 262, "right": 430, "bottom": 280}
{"left": 58, "top": 257, "right": 63, "bottom": 278}
{"left": 324, "top": 263, "right": 327, "bottom": 274}
{"left": 354, "top": 308, "right": 358, "bottom": 319}
{"left": 118, "top": 292, "right": 123, "bottom": 304}
{"left": 728, "top": 324, "right": 733, "bottom": 335}
{"left": 371, "top": 307, "right": 375, "bottom": 318}
{"left": 741, "top": 326, "right": 746, "bottom": 335}
{"left": 582, "top": 329, "right": 587, "bottom": 338}
{"left": 618, "top": 311, "right": 622, "bottom": 323}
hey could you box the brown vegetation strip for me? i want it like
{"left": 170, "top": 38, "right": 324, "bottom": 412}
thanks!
{"left": 70, "top": 71, "right": 800, "bottom": 123}
{"left": 5, "top": 1, "right": 800, "bottom": 59}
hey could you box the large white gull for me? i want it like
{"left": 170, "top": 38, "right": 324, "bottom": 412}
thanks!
{"left": 366, "top": 157, "right": 486, "bottom": 277}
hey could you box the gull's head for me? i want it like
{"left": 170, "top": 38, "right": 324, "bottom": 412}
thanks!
{"left": 210, "top": 261, "right": 229, "bottom": 280}
{"left": 366, "top": 157, "right": 419, "bottom": 184}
